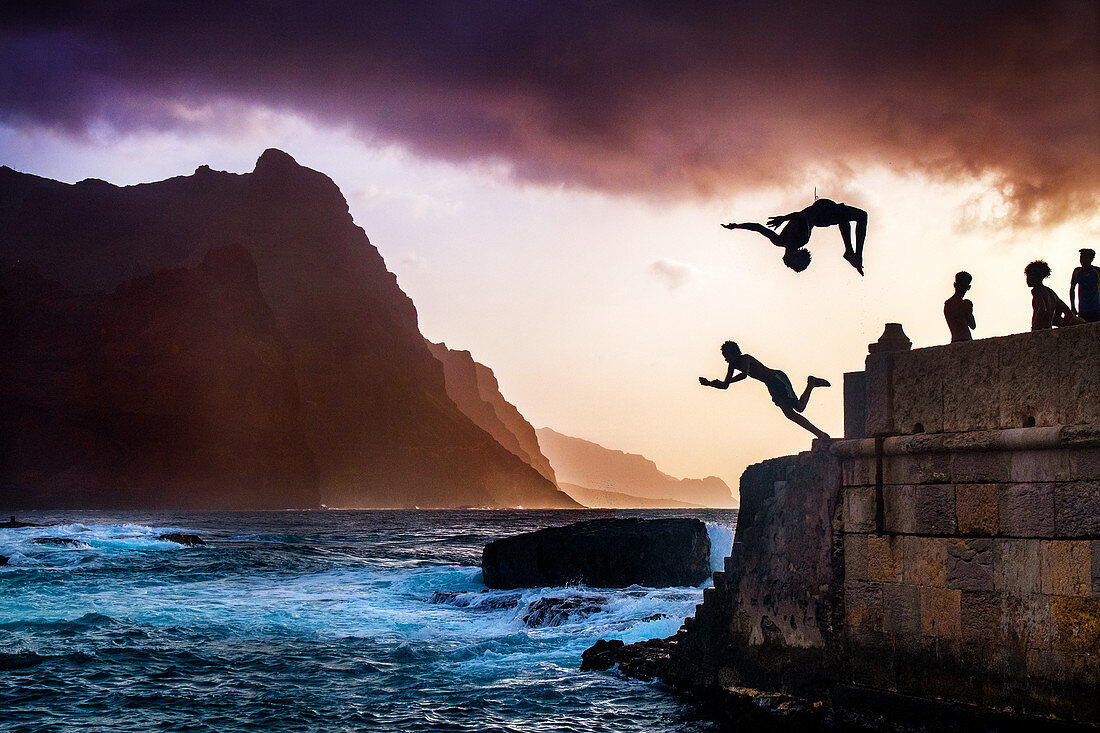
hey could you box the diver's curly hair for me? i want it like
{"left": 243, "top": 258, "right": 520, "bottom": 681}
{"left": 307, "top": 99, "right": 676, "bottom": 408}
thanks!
{"left": 783, "top": 247, "right": 811, "bottom": 272}
{"left": 1024, "top": 260, "right": 1051, "bottom": 281}
{"left": 720, "top": 341, "right": 741, "bottom": 361}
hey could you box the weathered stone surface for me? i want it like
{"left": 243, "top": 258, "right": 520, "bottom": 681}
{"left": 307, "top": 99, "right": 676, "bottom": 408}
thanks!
{"left": 950, "top": 451, "right": 1010, "bottom": 483}
{"left": 481, "top": 518, "right": 710, "bottom": 589}
{"left": 1055, "top": 481, "right": 1100, "bottom": 537}
{"left": 920, "top": 587, "right": 962, "bottom": 638}
{"left": 883, "top": 484, "right": 916, "bottom": 533}
{"left": 1010, "top": 449, "right": 1074, "bottom": 483}
{"left": 902, "top": 536, "right": 947, "bottom": 587}
{"left": 1051, "top": 596, "right": 1100, "bottom": 655}
{"left": 1041, "top": 541, "right": 1091, "bottom": 597}
{"left": 1074, "top": 449, "right": 1100, "bottom": 481}
{"left": 843, "top": 485, "right": 876, "bottom": 533}
{"left": 31, "top": 537, "right": 90, "bottom": 548}
{"left": 956, "top": 483, "right": 999, "bottom": 535}
{"left": 882, "top": 584, "right": 920, "bottom": 635}
{"left": 843, "top": 534, "right": 868, "bottom": 581}
{"left": 960, "top": 591, "right": 1002, "bottom": 644}
{"left": 866, "top": 535, "right": 903, "bottom": 583}
{"left": 844, "top": 580, "right": 882, "bottom": 630}
{"left": 1001, "top": 593, "right": 1053, "bottom": 651}
{"left": 891, "top": 349, "right": 944, "bottom": 435}
{"left": 945, "top": 539, "right": 994, "bottom": 592}
{"left": 1001, "top": 483, "right": 1055, "bottom": 537}
{"left": 994, "top": 539, "right": 1043, "bottom": 595}
{"left": 1093, "top": 540, "right": 1100, "bottom": 596}
{"left": 884, "top": 454, "right": 950, "bottom": 485}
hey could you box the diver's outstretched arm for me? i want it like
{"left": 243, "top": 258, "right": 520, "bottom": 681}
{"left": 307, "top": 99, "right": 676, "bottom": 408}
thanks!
{"left": 699, "top": 364, "right": 748, "bottom": 389}
{"left": 722, "top": 222, "right": 784, "bottom": 247}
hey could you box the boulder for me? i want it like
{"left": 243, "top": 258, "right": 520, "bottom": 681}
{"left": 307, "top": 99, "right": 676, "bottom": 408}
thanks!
{"left": 157, "top": 533, "right": 206, "bottom": 546}
{"left": 580, "top": 637, "right": 675, "bottom": 682}
{"left": 31, "top": 537, "right": 90, "bottom": 548}
{"left": 0, "top": 517, "right": 42, "bottom": 528}
{"left": 481, "top": 517, "right": 711, "bottom": 589}
{"left": 0, "top": 555, "right": 8, "bottom": 565}
{"left": 522, "top": 595, "right": 607, "bottom": 627}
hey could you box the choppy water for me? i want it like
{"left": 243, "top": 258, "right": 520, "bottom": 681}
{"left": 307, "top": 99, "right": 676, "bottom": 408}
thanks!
{"left": 0, "top": 509, "right": 737, "bottom": 732}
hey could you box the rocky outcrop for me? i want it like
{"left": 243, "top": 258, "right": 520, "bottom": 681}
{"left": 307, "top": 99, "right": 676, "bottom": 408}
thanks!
{"left": 31, "top": 537, "right": 91, "bottom": 548}
{"left": 482, "top": 518, "right": 711, "bottom": 589}
{"left": 522, "top": 595, "right": 607, "bottom": 627}
{"left": 536, "top": 428, "right": 735, "bottom": 507}
{"left": 157, "top": 533, "right": 206, "bottom": 546}
{"left": 427, "top": 341, "right": 558, "bottom": 485}
{"left": 0, "top": 151, "right": 576, "bottom": 509}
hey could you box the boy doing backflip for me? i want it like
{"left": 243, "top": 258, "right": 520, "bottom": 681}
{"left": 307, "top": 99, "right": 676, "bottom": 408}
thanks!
{"left": 699, "top": 341, "right": 831, "bottom": 440}
{"left": 723, "top": 198, "right": 868, "bottom": 275}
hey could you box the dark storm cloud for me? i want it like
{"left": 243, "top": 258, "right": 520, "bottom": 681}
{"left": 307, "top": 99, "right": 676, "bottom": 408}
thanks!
{"left": 2, "top": 1, "right": 1097, "bottom": 223}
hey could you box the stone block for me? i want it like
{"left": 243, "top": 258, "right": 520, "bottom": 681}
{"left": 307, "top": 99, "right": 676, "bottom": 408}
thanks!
{"left": 951, "top": 451, "right": 1010, "bottom": 483}
{"left": 891, "top": 350, "right": 944, "bottom": 435}
{"left": 884, "top": 484, "right": 955, "bottom": 535}
{"left": 1041, "top": 541, "right": 1091, "bottom": 597}
{"left": 960, "top": 591, "right": 1002, "bottom": 644}
{"left": 946, "top": 538, "right": 994, "bottom": 592}
{"left": 865, "top": 352, "right": 895, "bottom": 436}
{"left": 1054, "top": 481, "right": 1100, "bottom": 537}
{"left": 846, "top": 626, "right": 895, "bottom": 689}
{"left": 1010, "top": 449, "right": 1074, "bottom": 483}
{"left": 1001, "top": 593, "right": 1053, "bottom": 651}
{"left": 1093, "top": 540, "right": 1100, "bottom": 596}
{"left": 882, "top": 484, "right": 916, "bottom": 534}
{"left": 994, "top": 539, "right": 1043, "bottom": 595}
{"left": 866, "top": 534, "right": 903, "bottom": 583}
{"left": 884, "top": 453, "right": 951, "bottom": 485}
{"left": 1025, "top": 648, "right": 1074, "bottom": 685}
{"left": 915, "top": 484, "right": 957, "bottom": 535}
{"left": 843, "top": 370, "right": 868, "bottom": 439}
{"left": 941, "top": 340, "right": 1002, "bottom": 432}
{"left": 902, "top": 536, "right": 947, "bottom": 587}
{"left": 920, "top": 586, "right": 962, "bottom": 638}
{"left": 1051, "top": 596, "right": 1100, "bottom": 654}
{"left": 844, "top": 533, "right": 868, "bottom": 581}
{"left": 956, "top": 483, "right": 999, "bottom": 535}
{"left": 843, "top": 485, "right": 877, "bottom": 534}
{"left": 841, "top": 456, "right": 876, "bottom": 487}
{"left": 1000, "top": 483, "right": 1055, "bottom": 537}
{"left": 844, "top": 580, "right": 883, "bottom": 630}
{"left": 1074, "top": 449, "right": 1100, "bottom": 481}
{"left": 883, "top": 583, "right": 921, "bottom": 636}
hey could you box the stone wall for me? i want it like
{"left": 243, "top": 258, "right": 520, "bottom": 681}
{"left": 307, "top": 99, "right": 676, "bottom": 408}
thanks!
{"left": 667, "top": 323, "right": 1100, "bottom": 727}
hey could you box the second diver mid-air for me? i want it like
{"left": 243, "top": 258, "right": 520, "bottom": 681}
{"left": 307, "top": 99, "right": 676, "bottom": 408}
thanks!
{"left": 723, "top": 198, "right": 868, "bottom": 275}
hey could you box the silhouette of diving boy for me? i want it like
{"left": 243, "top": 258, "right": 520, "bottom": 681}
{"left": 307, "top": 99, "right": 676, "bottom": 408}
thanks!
{"left": 722, "top": 198, "right": 868, "bottom": 275}
{"left": 699, "top": 341, "right": 831, "bottom": 439}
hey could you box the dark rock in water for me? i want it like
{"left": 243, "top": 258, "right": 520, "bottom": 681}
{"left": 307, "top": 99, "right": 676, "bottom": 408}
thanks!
{"left": 482, "top": 518, "right": 711, "bottom": 589}
{"left": 0, "top": 555, "right": 8, "bottom": 565}
{"left": 580, "top": 637, "right": 674, "bottom": 682}
{"left": 0, "top": 517, "right": 43, "bottom": 528}
{"left": 522, "top": 596, "right": 607, "bottom": 627}
{"left": 158, "top": 533, "right": 206, "bottom": 547}
{"left": 430, "top": 590, "right": 520, "bottom": 610}
{"left": 430, "top": 591, "right": 458, "bottom": 604}
{"left": 31, "top": 537, "right": 90, "bottom": 548}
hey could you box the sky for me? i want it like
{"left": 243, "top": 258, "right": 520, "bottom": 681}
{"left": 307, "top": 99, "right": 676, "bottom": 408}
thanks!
{"left": 1, "top": 2, "right": 1098, "bottom": 494}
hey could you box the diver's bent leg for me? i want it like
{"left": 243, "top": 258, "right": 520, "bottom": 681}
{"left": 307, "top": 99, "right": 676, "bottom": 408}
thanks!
{"left": 847, "top": 206, "right": 868, "bottom": 258}
{"left": 782, "top": 407, "right": 830, "bottom": 440}
{"left": 796, "top": 376, "right": 831, "bottom": 412}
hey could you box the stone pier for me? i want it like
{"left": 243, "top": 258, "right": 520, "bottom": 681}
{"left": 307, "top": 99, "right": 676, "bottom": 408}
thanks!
{"left": 665, "top": 323, "right": 1100, "bottom": 727}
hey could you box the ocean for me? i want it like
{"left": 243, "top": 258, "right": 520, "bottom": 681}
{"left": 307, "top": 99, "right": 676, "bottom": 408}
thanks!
{"left": 0, "top": 509, "right": 737, "bottom": 732}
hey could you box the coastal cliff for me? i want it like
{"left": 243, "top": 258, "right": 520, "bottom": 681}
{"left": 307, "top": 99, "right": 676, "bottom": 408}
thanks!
{"left": 592, "top": 323, "right": 1100, "bottom": 729}
{"left": 0, "top": 151, "right": 573, "bottom": 509}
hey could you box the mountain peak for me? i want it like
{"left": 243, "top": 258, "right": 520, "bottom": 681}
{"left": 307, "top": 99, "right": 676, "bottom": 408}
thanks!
{"left": 254, "top": 148, "right": 301, "bottom": 174}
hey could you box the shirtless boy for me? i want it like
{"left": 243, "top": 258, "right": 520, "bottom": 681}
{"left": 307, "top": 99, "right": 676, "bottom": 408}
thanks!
{"left": 699, "top": 341, "right": 831, "bottom": 440}
{"left": 723, "top": 198, "right": 868, "bottom": 275}
{"left": 944, "top": 271, "right": 976, "bottom": 342}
